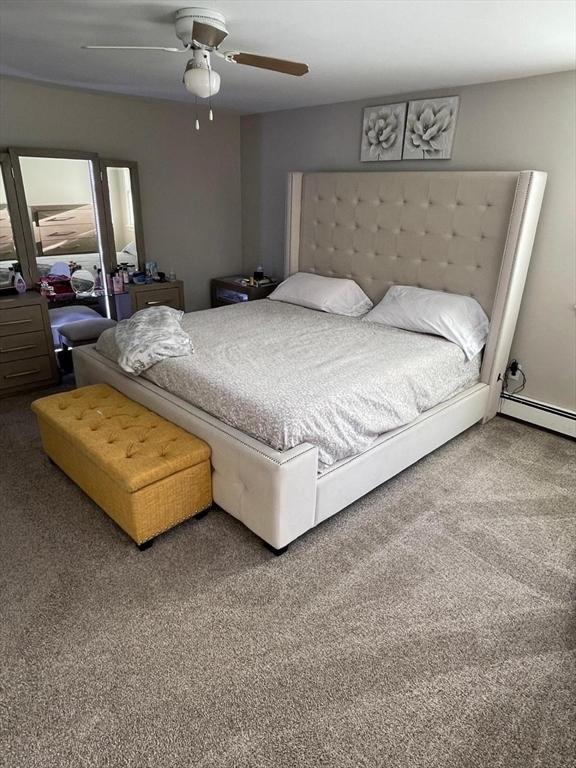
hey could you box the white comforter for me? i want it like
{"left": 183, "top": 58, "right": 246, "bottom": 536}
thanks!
{"left": 96, "top": 300, "right": 480, "bottom": 470}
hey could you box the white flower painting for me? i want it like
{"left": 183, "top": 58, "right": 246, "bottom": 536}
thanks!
{"left": 361, "top": 102, "right": 407, "bottom": 162}
{"left": 402, "top": 96, "right": 459, "bottom": 160}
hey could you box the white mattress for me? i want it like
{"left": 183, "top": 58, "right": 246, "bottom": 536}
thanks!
{"left": 96, "top": 300, "right": 481, "bottom": 470}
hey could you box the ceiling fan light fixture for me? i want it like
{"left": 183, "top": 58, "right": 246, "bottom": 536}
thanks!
{"left": 183, "top": 50, "right": 220, "bottom": 98}
{"left": 184, "top": 66, "right": 221, "bottom": 97}
{"left": 84, "top": 7, "right": 309, "bottom": 108}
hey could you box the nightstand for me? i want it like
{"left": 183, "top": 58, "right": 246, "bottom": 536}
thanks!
{"left": 114, "top": 280, "right": 185, "bottom": 320}
{"left": 210, "top": 276, "right": 278, "bottom": 308}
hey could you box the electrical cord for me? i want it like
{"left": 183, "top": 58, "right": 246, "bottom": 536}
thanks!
{"left": 503, "top": 359, "right": 527, "bottom": 395}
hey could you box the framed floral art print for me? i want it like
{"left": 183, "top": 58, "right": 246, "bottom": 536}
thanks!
{"left": 360, "top": 102, "right": 407, "bottom": 162}
{"left": 402, "top": 96, "right": 459, "bottom": 160}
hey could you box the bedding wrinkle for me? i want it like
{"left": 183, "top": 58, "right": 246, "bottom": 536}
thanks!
{"left": 96, "top": 300, "right": 480, "bottom": 469}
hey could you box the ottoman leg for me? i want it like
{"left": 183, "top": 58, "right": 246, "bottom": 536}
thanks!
{"left": 137, "top": 540, "right": 154, "bottom": 551}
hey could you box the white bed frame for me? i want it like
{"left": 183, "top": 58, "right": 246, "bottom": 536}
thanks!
{"left": 73, "top": 170, "right": 546, "bottom": 552}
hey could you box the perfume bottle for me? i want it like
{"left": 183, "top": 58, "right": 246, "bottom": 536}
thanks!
{"left": 94, "top": 267, "right": 103, "bottom": 294}
{"left": 254, "top": 264, "right": 264, "bottom": 282}
{"left": 112, "top": 270, "right": 124, "bottom": 294}
{"left": 14, "top": 271, "right": 26, "bottom": 294}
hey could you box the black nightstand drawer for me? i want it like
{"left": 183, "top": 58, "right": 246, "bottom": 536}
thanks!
{"left": 215, "top": 287, "right": 249, "bottom": 304}
{"left": 211, "top": 276, "right": 278, "bottom": 308}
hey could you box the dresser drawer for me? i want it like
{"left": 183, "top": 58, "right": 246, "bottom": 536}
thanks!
{"left": 0, "top": 355, "right": 53, "bottom": 390}
{"left": 0, "top": 304, "right": 44, "bottom": 336}
{"left": 0, "top": 331, "right": 49, "bottom": 362}
{"left": 133, "top": 286, "right": 183, "bottom": 312}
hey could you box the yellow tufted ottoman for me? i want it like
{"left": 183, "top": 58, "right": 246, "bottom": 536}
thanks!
{"left": 32, "top": 384, "right": 212, "bottom": 548}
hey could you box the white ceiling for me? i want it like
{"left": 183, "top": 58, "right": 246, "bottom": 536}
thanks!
{"left": 0, "top": 0, "right": 574, "bottom": 114}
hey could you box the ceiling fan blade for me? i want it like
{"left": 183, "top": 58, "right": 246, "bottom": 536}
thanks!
{"left": 82, "top": 46, "right": 187, "bottom": 53}
{"left": 226, "top": 53, "right": 309, "bottom": 76}
{"left": 191, "top": 21, "right": 228, "bottom": 49}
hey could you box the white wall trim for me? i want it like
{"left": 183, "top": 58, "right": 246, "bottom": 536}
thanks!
{"left": 499, "top": 394, "right": 576, "bottom": 438}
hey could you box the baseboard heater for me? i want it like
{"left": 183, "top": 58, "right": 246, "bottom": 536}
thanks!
{"left": 499, "top": 392, "right": 576, "bottom": 439}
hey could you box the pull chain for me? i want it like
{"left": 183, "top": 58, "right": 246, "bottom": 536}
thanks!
{"left": 195, "top": 95, "right": 200, "bottom": 130}
{"left": 208, "top": 60, "right": 214, "bottom": 121}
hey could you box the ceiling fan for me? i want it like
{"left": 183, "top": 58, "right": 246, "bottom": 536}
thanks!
{"left": 83, "top": 7, "right": 309, "bottom": 125}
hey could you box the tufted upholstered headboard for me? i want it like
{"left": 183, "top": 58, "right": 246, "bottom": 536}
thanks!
{"left": 285, "top": 169, "right": 547, "bottom": 418}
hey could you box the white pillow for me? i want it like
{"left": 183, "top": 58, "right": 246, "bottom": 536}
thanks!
{"left": 268, "top": 272, "right": 373, "bottom": 317}
{"left": 363, "top": 285, "right": 489, "bottom": 359}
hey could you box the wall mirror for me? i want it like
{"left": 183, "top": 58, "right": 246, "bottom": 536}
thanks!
{"left": 1, "top": 148, "right": 147, "bottom": 321}
{"left": 0, "top": 152, "right": 29, "bottom": 291}
{"left": 5, "top": 148, "right": 145, "bottom": 317}
{"left": 13, "top": 152, "right": 102, "bottom": 272}
{"left": 100, "top": 160, "right": 146, "bottom": 271}
{"left": 10, "top": 149, "right": 111, "bottom": 317}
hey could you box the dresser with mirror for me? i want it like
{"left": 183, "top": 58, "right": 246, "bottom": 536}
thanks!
{"left": 0, "top": 146, "right": 184, "bottom": 395}
{"left": 8, "top": 149, "right": 149, "bottom": 299}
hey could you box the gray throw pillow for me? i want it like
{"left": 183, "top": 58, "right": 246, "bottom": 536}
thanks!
{"left": 114, "top": 306, "right": 193, "bottom": 374}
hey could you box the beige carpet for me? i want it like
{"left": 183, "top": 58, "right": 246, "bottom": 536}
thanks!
{"left": 1, "top": 387, "right": 575, "bottom": 768}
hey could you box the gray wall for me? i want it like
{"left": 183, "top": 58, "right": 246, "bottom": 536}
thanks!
{"left": 0, "top": 76, "right": 242, "bottom": 311}
{"left": 241, "top": 71, "right": 576, "bottom": 411}
{"left": 1, "top": 74, "right": 573, "bottom": 411}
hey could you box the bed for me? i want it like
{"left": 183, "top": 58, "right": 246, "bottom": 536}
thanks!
{"left": 72, "top": 170, "right": 547, "bottom": 552}
{"left": 95, "top": 299, "right": 482, "bottom": 471}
